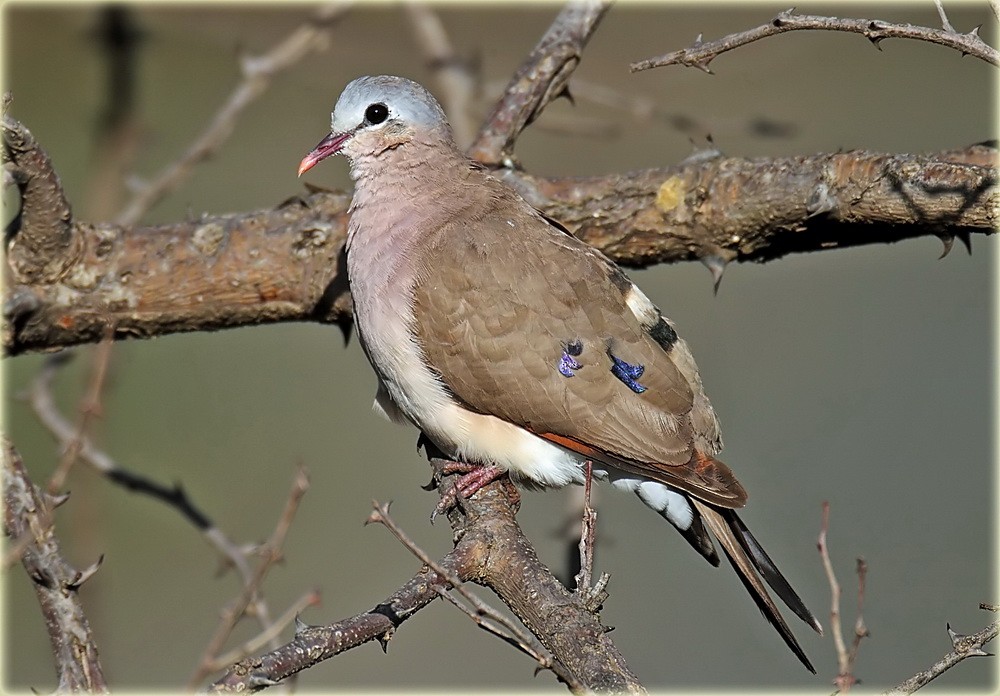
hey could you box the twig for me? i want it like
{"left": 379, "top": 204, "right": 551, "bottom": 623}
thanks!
{"left": 26, "top": 352, "right": 285, "bottom": 656}
{"left": 403, "top": 2, "right": 478, "bottom": 149}
{"left": 115, "top": 2, "right": 351, "bottom": 225}
{"left": 366, "top": 499, "right": 576, "bottom": 685}
{"left": 818, "top": 501, "right": 869, "bottom": 691}
{"left": 46, "top": 329, "right": 115, "bottom": 495}
{"left": 209, "top": 589, "right": 322, "bottom": 672}
{"left": 848, "top": 559, "right": 870, "bottom": 678}
{"left": 630, "top": 8, "right": 1000, "bottom": 73}
{"left": 574, "top": 462, "right": 596, "bottom": 592}
{"left": 933, "top": 0, "right": 956, "bottom": 33}
{"left": 467, "top": 0, "right": 611, "bottom": 165}
{"left": 3, "top": 438, "right": 109, "bottom": 692}
{"left": 211, "top": 552, "right": 466, "bottom": 693}
{"left": 572, "top": 461, "right": 610, "bottom": 613}
{"left": 188, "top": 466, "right": 310, "bottom": 689}
{"left": 883, "top": 607, "right": 998, "bottom": 695}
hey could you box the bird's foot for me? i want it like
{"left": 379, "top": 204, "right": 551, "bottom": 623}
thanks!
{"left": 430, "top": 461, "right": 515, "bottom": 522}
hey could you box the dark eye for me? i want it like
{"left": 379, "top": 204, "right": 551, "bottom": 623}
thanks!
{"left": 364, "top": 103, "right": 389, "bottom": 125}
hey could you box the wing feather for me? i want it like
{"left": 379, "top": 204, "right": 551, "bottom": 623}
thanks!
{"left": 412, "top": 188, "right": 745, "bottom": 507}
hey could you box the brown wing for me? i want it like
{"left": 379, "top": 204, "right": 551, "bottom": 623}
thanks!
{"left": 412, "top": 187, "right": 745, "bottom": 508}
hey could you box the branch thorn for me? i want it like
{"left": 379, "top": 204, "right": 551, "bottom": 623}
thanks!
{"left": 65, "top": 553, "right": 105, "bottom": 590}
{"left": 957, "top": 231, "right": 972, "bottom": 255}
{"left": 378, "top": 626, "right": 396, "bottom": 652}
{"left": 937, "top": 233, "right": 955, "bottom": 259}
{"left": 45, "top": 490, "right": 72, "bottom": 508}
{"left": 701, "top": 252, "right": 731, "bottom": 295}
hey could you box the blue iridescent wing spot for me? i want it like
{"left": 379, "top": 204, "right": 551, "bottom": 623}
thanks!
{"left": 609, "top": 354, "right": 647, "bottom": 393}
{"left": 558, "top": 339, "right": 584, "bottom": 377}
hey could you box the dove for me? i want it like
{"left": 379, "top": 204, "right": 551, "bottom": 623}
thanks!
{"left": 299, "top": 75, "right": 822, "bottom": 672}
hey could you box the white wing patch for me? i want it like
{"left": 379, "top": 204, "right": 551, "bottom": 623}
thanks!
{"left": 624, "top": 283, "right": 659, "bottom": 328}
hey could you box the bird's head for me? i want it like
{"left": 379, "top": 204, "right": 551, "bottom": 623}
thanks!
{"left": 298, "top": 75, "right": 452, "bottom": 176}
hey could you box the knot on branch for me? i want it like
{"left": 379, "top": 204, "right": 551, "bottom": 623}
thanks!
{"left": 3, "top": 113, "right": 79, "bottom": 284}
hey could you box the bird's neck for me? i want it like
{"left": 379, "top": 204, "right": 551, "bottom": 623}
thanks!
{"left": 345, "top": 137, "right": 480, "bottom": 261}
{"left": 345, "top": 136, "right": 476, "bottom": 340}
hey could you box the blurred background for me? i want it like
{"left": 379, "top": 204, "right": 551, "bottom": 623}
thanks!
{"left": 3, "top": 2, "right": 996, "bottom": 692}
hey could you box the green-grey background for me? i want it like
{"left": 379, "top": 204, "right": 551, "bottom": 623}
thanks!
{"left": 3, "top": 2, "right": 996, "bottom": 691}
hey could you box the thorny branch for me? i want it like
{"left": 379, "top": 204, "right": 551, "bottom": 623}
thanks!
{"left": 4, "top": 141, "right": 995, "bottom": 356}
{"left": 3, "top": 438, "right": 108, "bottom": 692}
{"left": 630, "top": 7, "right": 1000, "bottom": 73}
{"left": 208, "top": 589, "right": 323, "bottom": 675}
{"left": 211, "top": 467, "right": 643, "bottom": 693}
{"left": 366, "top": 499, "right": 581, "bottom": 690}
{"left": 883, "top": 605, "right": 998, "bottom": 695}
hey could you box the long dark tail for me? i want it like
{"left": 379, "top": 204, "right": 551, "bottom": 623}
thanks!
{"left": 691, "top": 499, "right": 823, "bottom": 673}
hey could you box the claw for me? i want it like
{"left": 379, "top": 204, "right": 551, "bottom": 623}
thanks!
{"left": 430, "top": 462, "right": 509, "bottom": 522}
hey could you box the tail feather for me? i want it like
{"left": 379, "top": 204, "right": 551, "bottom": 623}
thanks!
{"left": 678, "top": 511, "right": 721, "bottom": 567}
{"left": 692, "top": 499, "right": 818, "bottom": 674}
{"left": 725, "top": 509, "right": 824, "bottom": 635}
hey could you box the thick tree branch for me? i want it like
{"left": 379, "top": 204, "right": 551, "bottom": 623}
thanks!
{"left": 367, "top": 498, "right": 582, "bottom": 690}
{"left": 630, "top": 8, "right": 1000, "bottom": 73}
{"left": 2, "top": 437, "right": 108, "bottom": 692}
{"left": 4, "top": 126, "right": 995, "bottom": 356}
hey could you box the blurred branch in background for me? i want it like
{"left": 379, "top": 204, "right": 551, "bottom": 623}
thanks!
{"left": 24, "top": 351, "right": 290, "bottom": 650}
{"left": 84, "top": 6, "right": 144, "bottom": 224}
{"left": 467, "top": 0, "right": 611, "bottom": 166}
{"left": 630, "top": 6, "right": 1000, "bottom": 73}
{"left": 189, "top": 466, "right": 311, "bottom": 689}
{"left": 404, "top": 2, "right": 479, "bottom": 150}
{"left": 44, "top": 329, "right": 113, "bottom": 496}
{"left": 115, "top": 1, "right": 352, "bottom": 227}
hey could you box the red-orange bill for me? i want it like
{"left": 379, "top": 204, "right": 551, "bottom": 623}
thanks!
{"left": 298, "top": 131, "right": 352, "bottom": 176}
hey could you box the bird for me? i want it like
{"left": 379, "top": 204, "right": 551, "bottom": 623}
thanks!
{"left": 298, "top": 75, "right": 823, "bottom": 672}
